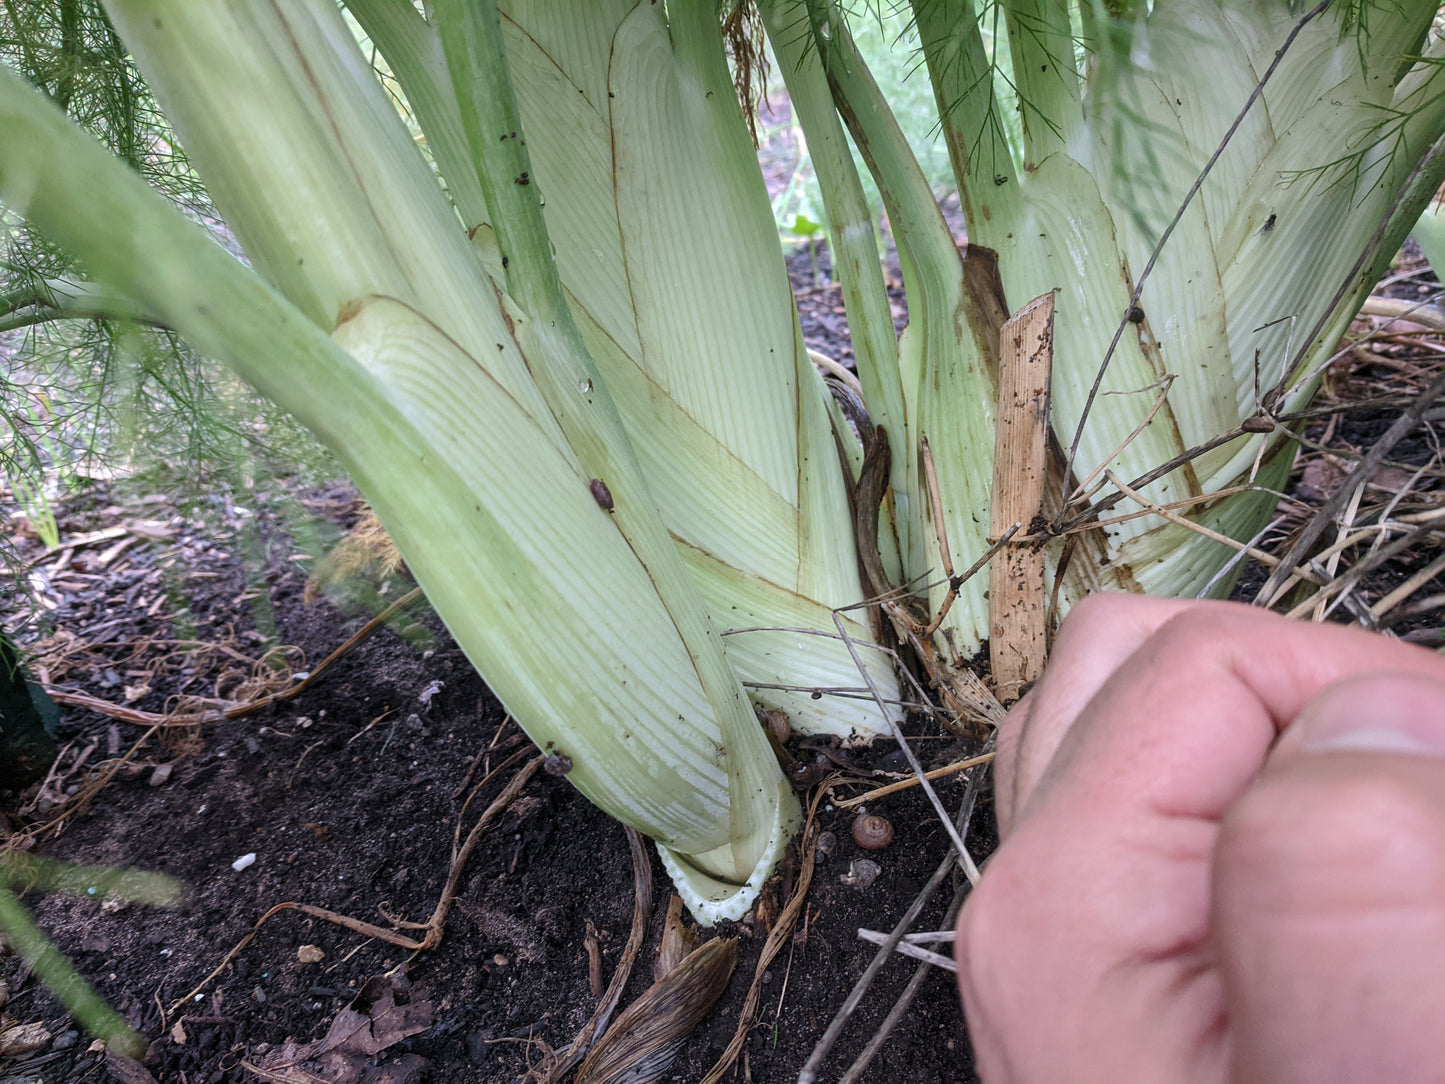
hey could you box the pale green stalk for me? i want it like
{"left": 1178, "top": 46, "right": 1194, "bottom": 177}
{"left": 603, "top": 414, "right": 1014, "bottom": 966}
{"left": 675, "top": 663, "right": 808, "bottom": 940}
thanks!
{"left": 905, "top": 0, "right": 1445, "bottom": 619}
{"left": 344, "top": 0, "right": 490, "bottom": 227}
{"left": 0, "top": 274, "right": 158, "bottom": 332}
{"left": 1410, "top": 198, "right": 1445, "bottom": 277}
{"left": 910, "top": 0, "right": 1021, "bottom": 228}
{"left": 472, "top": 0, "right": 901, "bottom": 737}
{"left": 761, "top": 0, "right": 910, "bottom": 586}
{"left": 340, "top": 0, "right": 900, "bottom": 740}
{"left": 432, "top": 0, "right": 794, "bottom": 899}
{"left": 1004, "top": 0, "right": 1077, "bottom": 169}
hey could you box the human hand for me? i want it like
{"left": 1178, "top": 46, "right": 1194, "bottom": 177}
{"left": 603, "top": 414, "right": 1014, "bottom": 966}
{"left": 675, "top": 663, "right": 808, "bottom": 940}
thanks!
{"left": 955, "top": 595, "right": 1445, "bottom": 1083}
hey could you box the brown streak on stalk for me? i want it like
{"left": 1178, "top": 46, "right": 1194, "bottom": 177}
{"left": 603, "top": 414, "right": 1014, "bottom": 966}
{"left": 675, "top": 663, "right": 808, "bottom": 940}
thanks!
{"left": 853, "top": 425, "right": 895, "bottom": 604}
{"left": 990, "top": 293, "right": 1054, "bottom": 704}
{"left": 960, "top": 244, "right": 1009, "bottom": 381}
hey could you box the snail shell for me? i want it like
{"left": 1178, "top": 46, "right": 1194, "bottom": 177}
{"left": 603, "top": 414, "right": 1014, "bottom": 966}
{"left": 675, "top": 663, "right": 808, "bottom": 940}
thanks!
{"left": 786, "top": 760, "right": 820, "bottom": 789}
{"left": 851, "top": 813, "right": 894, "bottom": 850}
{"left": 841, "top": 858, "right": 880, "bottom": 889}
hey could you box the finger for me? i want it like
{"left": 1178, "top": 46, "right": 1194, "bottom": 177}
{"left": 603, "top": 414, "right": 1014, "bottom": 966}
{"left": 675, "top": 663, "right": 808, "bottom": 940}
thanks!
{"left": 979, "top": 609, "right": 1445, "bottom": 1022}
{"left": 1215, "top": 673, "right": 1445, "bottom": 1083}
{"left": 960, "top": 622, "right": 1445, "bottom": 1083}
{"left": 1016, "top": 605, "right": 1445, "bottom": 831}
{"left": 998, "top": 593, "right": 1212, "bottom": 831}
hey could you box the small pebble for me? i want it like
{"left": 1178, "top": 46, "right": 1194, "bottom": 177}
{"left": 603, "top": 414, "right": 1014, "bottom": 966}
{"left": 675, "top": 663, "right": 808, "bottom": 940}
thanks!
{"left": 52, "top": 1030, "right": 79, "bottom": 1051}
{"left": 232, "top": 853, "right": 257, "bottom": 872}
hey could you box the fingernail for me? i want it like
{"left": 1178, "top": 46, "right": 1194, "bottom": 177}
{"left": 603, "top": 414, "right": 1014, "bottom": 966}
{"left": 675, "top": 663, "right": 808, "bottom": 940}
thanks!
{"left": 1289, "top": 674, "right": 1445, "bottom": 756}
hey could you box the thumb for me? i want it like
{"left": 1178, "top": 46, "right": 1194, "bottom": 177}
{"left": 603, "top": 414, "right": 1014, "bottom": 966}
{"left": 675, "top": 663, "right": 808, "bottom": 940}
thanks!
{"left": 1212, "top": 673, "right": 1445, "bottom": 1084}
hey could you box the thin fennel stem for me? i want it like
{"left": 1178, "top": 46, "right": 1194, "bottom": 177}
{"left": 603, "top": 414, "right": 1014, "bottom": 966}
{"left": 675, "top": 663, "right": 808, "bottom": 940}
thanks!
{"left": 761, "top": 0, "right": 910, "bottom": 576}
{"left": 911, "top": 0, "right": 1021, "bottom": 229}
{"left": 1004, "top": 0, "right": 1077, "bottom": 167}
{"left": 432, "top": 0, "right": 568, "bottom": 330}
{"left": 346, "top": 0, "right": 490, "bottom": 228}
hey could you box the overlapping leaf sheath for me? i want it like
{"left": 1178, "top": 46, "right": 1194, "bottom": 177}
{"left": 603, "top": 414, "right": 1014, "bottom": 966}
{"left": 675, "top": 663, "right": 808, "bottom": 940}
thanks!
{"left": 485, "top": 0, "right": 901, "bottom": 738}
{"left": 917, "top": 0, "right": 1445, "bottom": 617}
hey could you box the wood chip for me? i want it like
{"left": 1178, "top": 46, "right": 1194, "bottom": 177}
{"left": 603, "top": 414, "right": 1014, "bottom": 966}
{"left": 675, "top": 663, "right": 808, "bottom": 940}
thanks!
{"left": 96, "top": 536, "right": 139, "bottom": 568}
{"left": 0, "top": 1021, "right": 51, "bottom": 1056}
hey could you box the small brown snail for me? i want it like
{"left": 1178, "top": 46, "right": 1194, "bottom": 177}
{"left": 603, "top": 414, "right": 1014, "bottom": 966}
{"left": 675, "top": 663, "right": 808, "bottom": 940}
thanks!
{"left": 761, "top": 709, "right": 791, "bottom": 746}
{"left": 786, "top": 759, "right": 821, "bottom": 789}
{"left": 785, "top": 752, "right": 831, "bottom": 790}
{"left": 851, "top": 813, "right": 894, "bottom": 850}
{"left": 840, "top": 858, "right": 880, "bottom": 889}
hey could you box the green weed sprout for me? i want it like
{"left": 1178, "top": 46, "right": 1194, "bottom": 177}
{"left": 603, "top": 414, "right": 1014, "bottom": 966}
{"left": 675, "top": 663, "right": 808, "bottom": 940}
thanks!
{"left": 0, "top": 853, "right": 184, "bottom": 1060}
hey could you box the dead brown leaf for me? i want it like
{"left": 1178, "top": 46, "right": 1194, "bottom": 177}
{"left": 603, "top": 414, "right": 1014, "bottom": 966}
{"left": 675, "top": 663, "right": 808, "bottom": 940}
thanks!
{"left": 248, "top": 975, "right": 433, "bottom": 1083}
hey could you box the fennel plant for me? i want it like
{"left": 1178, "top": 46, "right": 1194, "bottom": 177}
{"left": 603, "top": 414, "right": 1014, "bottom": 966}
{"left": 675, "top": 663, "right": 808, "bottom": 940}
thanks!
{"left": 2, "top": 0, "right": 1443, "bottom": 922}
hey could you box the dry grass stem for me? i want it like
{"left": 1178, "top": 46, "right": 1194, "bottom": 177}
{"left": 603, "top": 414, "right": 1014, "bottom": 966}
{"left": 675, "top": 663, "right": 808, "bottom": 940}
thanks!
{"left": 854, "top": 929, "right": 956, "bottom": 972}
{"left": 832, "top": 751, "right": 994, "bottom": 808}
{"left": 1068, "top": 374, "right": 1175, "bottom": 503}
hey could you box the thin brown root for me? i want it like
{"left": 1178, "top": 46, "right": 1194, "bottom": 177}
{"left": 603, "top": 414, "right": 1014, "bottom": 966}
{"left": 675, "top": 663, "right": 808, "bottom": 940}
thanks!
{"left": 831, "top": 751, "right": 994, "bottom": 809}
{"left": 44, "top": 587, "right": 425, "bottom": 729}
